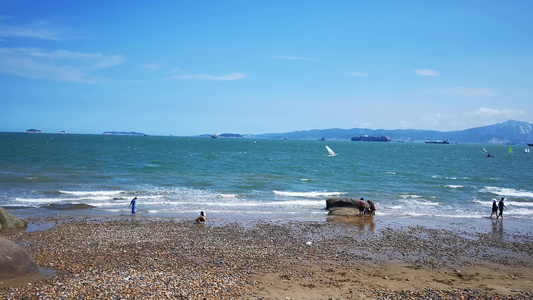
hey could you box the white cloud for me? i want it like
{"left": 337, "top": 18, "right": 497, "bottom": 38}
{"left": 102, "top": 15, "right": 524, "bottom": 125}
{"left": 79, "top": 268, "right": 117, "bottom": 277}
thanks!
{"left": 0, "top": 47, "right": 124, "bottom": 83}
{"left": 171, "top": 73, "right": 246, "bottom": 81}
{"left": 415, "top": 69, "right": 438, "bottom": 76}
{"left": 430, "top": 87, "right": 496, "bottom": 97}
{"left": 0, "top": 25, "right": 60, "bottom": 40}
{"left": 344, "top": 72, "right": 368, "bottom": 77}
{"left": 274, "top": 55, "right": 319, "bottom": 62}
{"left": 464, "top": 107, "right": 524, "bottom": 118}
{"left": 143, "top": 63, "right": 162, "bottom": 70}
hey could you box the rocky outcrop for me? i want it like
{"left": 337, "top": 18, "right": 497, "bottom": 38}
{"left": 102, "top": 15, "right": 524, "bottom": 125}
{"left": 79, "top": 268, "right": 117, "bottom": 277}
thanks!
{"left": 0, "top": 236, "right": 39, "bottom": 279}
{"left": 326, "top": 198, "right": 365, "bottom": 210}
{"left": 326, "top": 198, "right": 366, "bottom": 216}
{"left": 0, "top": 207, "right": 28, "bottom": 231}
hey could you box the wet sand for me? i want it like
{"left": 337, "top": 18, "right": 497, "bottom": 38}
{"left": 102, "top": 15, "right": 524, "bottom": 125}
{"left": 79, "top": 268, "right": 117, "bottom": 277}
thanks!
{"left": 1, "top": 215, "right": 533, "bottom": 299}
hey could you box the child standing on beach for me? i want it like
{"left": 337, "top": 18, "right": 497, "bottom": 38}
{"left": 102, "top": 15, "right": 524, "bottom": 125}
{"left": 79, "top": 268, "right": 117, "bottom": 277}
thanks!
{"left": 129, "top": 197, "right": 137, "bottom": 219}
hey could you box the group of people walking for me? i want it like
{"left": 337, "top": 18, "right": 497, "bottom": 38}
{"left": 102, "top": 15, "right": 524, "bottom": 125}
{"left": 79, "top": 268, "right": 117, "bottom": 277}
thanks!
{"left": 490, "top": 197, "right": 507, "bottom": 219}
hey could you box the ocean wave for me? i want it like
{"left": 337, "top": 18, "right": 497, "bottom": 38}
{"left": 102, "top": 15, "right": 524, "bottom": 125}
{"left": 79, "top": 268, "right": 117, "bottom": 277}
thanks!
{"left": 481, "top": 186, "right": 533, "bottom": 198}
{"left": 58, "top": 190, "right": 125, "bottom": 196}
{"left": 444, "top": 185, "right": 463, "bottom": 189}
{"left": 273, "top": 190, "right": 345, "bottom": 198}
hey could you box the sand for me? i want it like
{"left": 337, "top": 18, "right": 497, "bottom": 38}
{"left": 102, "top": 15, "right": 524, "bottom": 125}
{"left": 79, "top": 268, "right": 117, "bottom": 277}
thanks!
{"left": 1, "top": 215, "right": 532, "bottom": 299}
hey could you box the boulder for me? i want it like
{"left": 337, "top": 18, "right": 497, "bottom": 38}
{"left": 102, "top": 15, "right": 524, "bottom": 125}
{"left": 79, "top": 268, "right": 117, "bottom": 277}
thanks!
{"left": 326, "top": 198, "right": 368, "bottom": 216}
{"left": 326, "top": 198, "right": 364, "bottom": 210}
{"left": 0, "top": 207, "right": 28, "bottom": 231}
{"left": 0, "top": 236, "right": 39, "bottom": 280}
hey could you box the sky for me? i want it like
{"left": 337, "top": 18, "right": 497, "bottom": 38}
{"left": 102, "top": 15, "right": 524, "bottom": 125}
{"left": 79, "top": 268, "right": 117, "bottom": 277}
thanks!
{"left": 1, "top": 1, "right": 533, "bottom": 136}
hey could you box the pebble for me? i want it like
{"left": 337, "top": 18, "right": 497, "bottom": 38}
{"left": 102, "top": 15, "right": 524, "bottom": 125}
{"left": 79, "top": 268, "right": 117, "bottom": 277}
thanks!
{"left": 0, "top": 218, "right": 532, "bottom": 299}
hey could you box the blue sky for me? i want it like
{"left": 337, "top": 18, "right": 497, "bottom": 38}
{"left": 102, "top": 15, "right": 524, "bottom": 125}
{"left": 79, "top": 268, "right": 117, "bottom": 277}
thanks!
{"left": 1, "top": 1, "right": 532, "bottom": 136}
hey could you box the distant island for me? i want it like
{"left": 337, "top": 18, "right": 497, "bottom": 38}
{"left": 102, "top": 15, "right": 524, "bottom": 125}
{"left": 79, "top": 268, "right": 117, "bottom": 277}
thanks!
{"left": 103, "top": 131, "right": 146, "bottom": 136}
{"left": 249, "top": 120, "right": 533, "bottom": 145}
{"left": 24, "top": 129, "right": 44, "bottom": 133}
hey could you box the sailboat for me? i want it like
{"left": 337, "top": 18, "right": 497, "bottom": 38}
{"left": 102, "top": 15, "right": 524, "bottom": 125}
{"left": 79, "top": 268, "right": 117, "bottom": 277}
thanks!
{"left": 325, "top": 145, "right": 337, "bottom": 156}
{"left": 508, "top": 146, "right": 513, "bottom": 156}
{"left": 525, "top": 148, "right": 530, "bottom": 154}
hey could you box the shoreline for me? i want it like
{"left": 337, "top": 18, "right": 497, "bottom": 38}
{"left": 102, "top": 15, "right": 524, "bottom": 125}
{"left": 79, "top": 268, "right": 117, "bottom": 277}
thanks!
{"left": 1, "top": 215, "right": 533, "bottom": 299}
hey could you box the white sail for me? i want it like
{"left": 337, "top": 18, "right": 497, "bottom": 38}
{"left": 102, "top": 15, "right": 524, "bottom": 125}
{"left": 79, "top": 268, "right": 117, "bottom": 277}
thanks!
{"left": 325, "top": 145, "right": 337, "bottom": 156}
{"left": 482, "top": 147, "right": 488, "bottom": 153}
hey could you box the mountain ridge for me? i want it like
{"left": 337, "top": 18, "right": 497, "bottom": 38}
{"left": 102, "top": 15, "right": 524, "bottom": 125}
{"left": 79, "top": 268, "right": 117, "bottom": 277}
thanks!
{"left": 250, "top": 120, "right": 533, "bottom": 144}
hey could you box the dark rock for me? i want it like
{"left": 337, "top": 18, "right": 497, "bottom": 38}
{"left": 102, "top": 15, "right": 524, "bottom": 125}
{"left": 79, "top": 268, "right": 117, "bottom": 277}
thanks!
{"left": 0, "top": 207, "right": 28, "bottom": 231}
{"left": 0, "top": 236, "right": 39, "bottom": 280}
{"left": 326, "top": 198, "right": 363, "bottom": 210}
{"left": 41, "top": 203, "right": 94, "bottom": 210}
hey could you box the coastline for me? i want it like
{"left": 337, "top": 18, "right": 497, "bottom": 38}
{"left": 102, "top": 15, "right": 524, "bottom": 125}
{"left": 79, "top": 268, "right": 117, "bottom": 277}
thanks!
{"left": 1, "top": 213, "right": 533, "bottom": 299}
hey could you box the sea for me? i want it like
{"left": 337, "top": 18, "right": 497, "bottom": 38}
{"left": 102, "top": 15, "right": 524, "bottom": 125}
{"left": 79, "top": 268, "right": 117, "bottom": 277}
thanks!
{"left": 1, "top": 132, "right": 533, "bottom": 224}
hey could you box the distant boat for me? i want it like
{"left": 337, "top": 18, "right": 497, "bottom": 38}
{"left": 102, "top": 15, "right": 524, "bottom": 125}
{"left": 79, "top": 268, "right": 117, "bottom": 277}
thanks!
{"left": 425, "top": 139, "right": 450, "bottom": 144}
{"left": 319, "top": 137, "right": 326, "bottom": 141}
{"left": 528, "top": 143, "right": 533, "bottom": 147}
{"left": 325, "top": 145, "right": 337, "bottom": 156}
{"left": 482, "top": 147, "right": 488, "bottom": 153}
{"left": 508, "top": 146, "right": 513, "bottom": 156}
{"left": 525, "top": 148, "right": 530, "bottom": 154}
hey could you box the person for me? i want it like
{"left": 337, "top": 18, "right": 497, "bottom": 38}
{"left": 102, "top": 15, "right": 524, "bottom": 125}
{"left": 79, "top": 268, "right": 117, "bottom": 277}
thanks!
{"left": 358, "top": 198, "right": 366, "bottom": 217}
{"left": 496, "top": 197, "right": 507, "bottom": 219}
{"left": 195, "top": 211, "right": 206, "bottom": 223}
{"left": 490, "top": 199, "right": 498, "bottom": 218}
{"left": 129, "top": 197, "right": 137, "bottom": 218}
{"left": 368, "top": 200, "right": 376, "bottom": 217}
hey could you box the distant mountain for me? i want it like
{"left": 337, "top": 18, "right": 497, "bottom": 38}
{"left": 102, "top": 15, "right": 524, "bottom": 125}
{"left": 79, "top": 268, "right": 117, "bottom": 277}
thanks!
{"left": 252, "top": 120, "right": 533, "bottom": 144}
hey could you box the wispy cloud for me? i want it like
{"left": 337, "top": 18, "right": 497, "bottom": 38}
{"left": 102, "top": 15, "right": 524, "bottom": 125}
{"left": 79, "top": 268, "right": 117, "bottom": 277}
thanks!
{"left": 464, "top": 107, "right": 524, "bottom": 118}
{"left": 170, "top": 73, "right": 246, "bottom": 81}
{"left": 418, "top": 107, "right": 524, "bottom": 130}
{"left": 0, "top": 25, "right": 61, "bottom": 40}
{"left": 344, "top": 71, "right": 368, "bottom": 77}
{"left": 415, "top": 69, "right": 438, "bottom": 76}
{"left": 143, "top": 63, "right": 163, "bottom": 70}
{"left": 274, "top": 55, "right": 319, "bottom": 62}
{"left": 430, "top": 87, "right": 497, "bottom": 97}
{"left": 0, "top": 47, "right": 124, "bottom": 83}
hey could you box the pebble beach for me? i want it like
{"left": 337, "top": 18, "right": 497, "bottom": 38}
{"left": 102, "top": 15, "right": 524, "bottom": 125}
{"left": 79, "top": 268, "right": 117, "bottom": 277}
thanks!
{"left": 1, "top": 216, "right": 533, "bottom": 299}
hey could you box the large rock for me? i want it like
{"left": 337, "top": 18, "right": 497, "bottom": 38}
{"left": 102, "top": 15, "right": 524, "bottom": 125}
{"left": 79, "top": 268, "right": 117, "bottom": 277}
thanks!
{"left": 326, "top": 198, "right": 366, "bottom": 216}
{"left": 0, "top": 236, "right": 39, "bottom": 280}
{"left": 0, "top": 206, "right": 28, "bottom": 231}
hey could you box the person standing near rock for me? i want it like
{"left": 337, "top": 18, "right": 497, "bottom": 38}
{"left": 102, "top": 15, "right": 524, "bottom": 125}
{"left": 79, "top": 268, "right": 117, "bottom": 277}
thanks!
{"left": 129, "top": 197, "right": 137, "bottom": 219}
{"left": 496, "top": 197, "right": 507, "bottom": 219}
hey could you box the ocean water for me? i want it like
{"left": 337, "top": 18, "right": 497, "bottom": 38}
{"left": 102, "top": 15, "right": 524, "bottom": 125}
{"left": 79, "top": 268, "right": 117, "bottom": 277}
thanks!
{"left": 1, "top": 132, "right": 533, "bottom": 221}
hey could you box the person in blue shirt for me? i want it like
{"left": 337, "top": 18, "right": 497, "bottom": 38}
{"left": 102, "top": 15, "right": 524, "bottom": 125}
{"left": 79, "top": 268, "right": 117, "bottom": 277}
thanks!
{"left": 129, "top": 197, "right": 137, "bottom": 218}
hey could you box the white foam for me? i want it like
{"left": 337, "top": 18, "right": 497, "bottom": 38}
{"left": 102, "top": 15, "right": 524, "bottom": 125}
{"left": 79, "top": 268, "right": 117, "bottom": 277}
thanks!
{"left": 59, "top": 190, "right": 124, "bottom": 196}
{"left": 445, "top": 185, "right": 463, "bottom": 189}
{"left": 481, "top": 186, "right": 533, "bottom": 198}
{"left": 273, "top": 190, "right": 345, "bottom": 198}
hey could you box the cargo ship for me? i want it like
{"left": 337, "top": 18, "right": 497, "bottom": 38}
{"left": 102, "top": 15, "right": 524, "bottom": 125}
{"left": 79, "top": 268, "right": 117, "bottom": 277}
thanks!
{"left": 425, "top": 139, "right": 450, "bottom": 144}
{"left": 351, "top": 135, "right": 391, "bottom": 142}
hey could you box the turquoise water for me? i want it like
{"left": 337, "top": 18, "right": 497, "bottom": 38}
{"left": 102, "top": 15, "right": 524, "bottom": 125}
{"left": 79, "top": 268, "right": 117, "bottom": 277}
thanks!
{"left": 1, "top": 132, "right": 533, "bottom": 221}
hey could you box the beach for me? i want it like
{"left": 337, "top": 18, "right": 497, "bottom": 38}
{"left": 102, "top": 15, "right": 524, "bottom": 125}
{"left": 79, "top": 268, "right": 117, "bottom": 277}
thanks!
{"left": 1, "top": 215, "right": 533, "bottom": 299}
